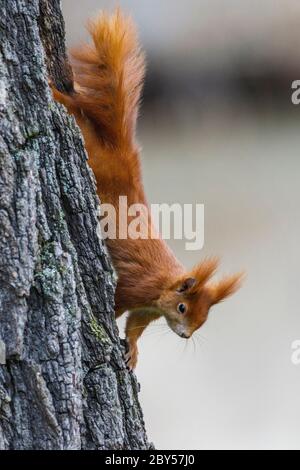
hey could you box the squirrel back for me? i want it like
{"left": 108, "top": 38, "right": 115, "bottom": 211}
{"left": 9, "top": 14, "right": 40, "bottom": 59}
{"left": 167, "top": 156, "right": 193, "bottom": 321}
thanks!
{"left": 52, "top": 9, "right": 146, "bottom": 208}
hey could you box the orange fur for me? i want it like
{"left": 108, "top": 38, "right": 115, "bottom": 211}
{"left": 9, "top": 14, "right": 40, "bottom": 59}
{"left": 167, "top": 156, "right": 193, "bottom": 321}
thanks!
{"left": 51, "top": 9, "right": 243, "bottom": 369}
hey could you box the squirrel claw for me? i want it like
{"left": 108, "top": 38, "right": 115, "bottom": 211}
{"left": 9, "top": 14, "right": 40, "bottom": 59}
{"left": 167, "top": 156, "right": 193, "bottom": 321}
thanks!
{"left": 124, "top": 344, "right": 138, "bottom": 370}
{"left": 125, "top": 352, "right": 131, "bottom": 363}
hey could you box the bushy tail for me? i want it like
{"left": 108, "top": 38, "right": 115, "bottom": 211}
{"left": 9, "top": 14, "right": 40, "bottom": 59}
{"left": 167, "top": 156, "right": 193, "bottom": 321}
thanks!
{"left": 70, "top": 9, "right": 145, "bottom": 148}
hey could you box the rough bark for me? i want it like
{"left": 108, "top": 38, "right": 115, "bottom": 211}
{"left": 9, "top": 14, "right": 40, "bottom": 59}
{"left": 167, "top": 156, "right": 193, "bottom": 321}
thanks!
{"left": 0, "top": 0, "right": 150, "bottom": 450}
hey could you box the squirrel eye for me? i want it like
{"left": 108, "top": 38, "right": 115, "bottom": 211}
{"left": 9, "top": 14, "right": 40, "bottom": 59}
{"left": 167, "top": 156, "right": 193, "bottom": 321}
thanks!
{"left": 177, "top": 303, "right": 186, "bottom": 314}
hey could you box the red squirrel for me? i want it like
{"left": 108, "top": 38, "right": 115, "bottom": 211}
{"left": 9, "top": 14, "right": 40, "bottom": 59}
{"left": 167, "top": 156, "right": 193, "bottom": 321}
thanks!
{"left": 52, "top": 9, "right": 243, "bottom": 369}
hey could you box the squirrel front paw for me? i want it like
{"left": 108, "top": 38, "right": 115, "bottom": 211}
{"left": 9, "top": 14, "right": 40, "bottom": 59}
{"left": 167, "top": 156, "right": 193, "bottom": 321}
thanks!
{"left": 125, "top": 342, "right": 138, "bottom": 370}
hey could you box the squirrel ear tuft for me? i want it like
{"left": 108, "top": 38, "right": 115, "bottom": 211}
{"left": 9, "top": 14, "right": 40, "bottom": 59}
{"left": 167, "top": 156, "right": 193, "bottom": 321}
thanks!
{"left": 209, "top": 273, "right": 244, "bottom": 305}
{"left": 173, "top": 257, "right": 219, "bottom": 295}
{"left": 189, "top": 257, "right": 219, "bottom": 292}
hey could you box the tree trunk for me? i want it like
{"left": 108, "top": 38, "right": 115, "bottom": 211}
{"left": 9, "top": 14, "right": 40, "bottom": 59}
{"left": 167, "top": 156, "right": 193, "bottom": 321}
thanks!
{"left": 0, "top": 0, "right": 150, "bottom": 450}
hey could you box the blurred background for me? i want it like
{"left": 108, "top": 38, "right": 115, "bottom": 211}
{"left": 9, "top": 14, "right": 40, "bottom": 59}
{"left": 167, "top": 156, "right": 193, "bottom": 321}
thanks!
{"left": 62, "top": 0, "right": 300, "bottom": 450}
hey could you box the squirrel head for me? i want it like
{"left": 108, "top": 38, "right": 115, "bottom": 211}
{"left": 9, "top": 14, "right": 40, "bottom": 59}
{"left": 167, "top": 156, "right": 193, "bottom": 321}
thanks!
{"left": 157, "top": 258, "right": 243, "bottom": 338}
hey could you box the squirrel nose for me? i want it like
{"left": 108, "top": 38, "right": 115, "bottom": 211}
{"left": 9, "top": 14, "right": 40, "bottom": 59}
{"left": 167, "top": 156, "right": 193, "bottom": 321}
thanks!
{"left": 180, "top": 332, "right": 190, "bottom": 339}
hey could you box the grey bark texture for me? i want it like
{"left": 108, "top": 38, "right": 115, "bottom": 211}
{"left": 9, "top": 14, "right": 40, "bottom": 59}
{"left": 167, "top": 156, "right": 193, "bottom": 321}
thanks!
{"left": 0, "top": 0, "right": 150, "bottom": 450}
